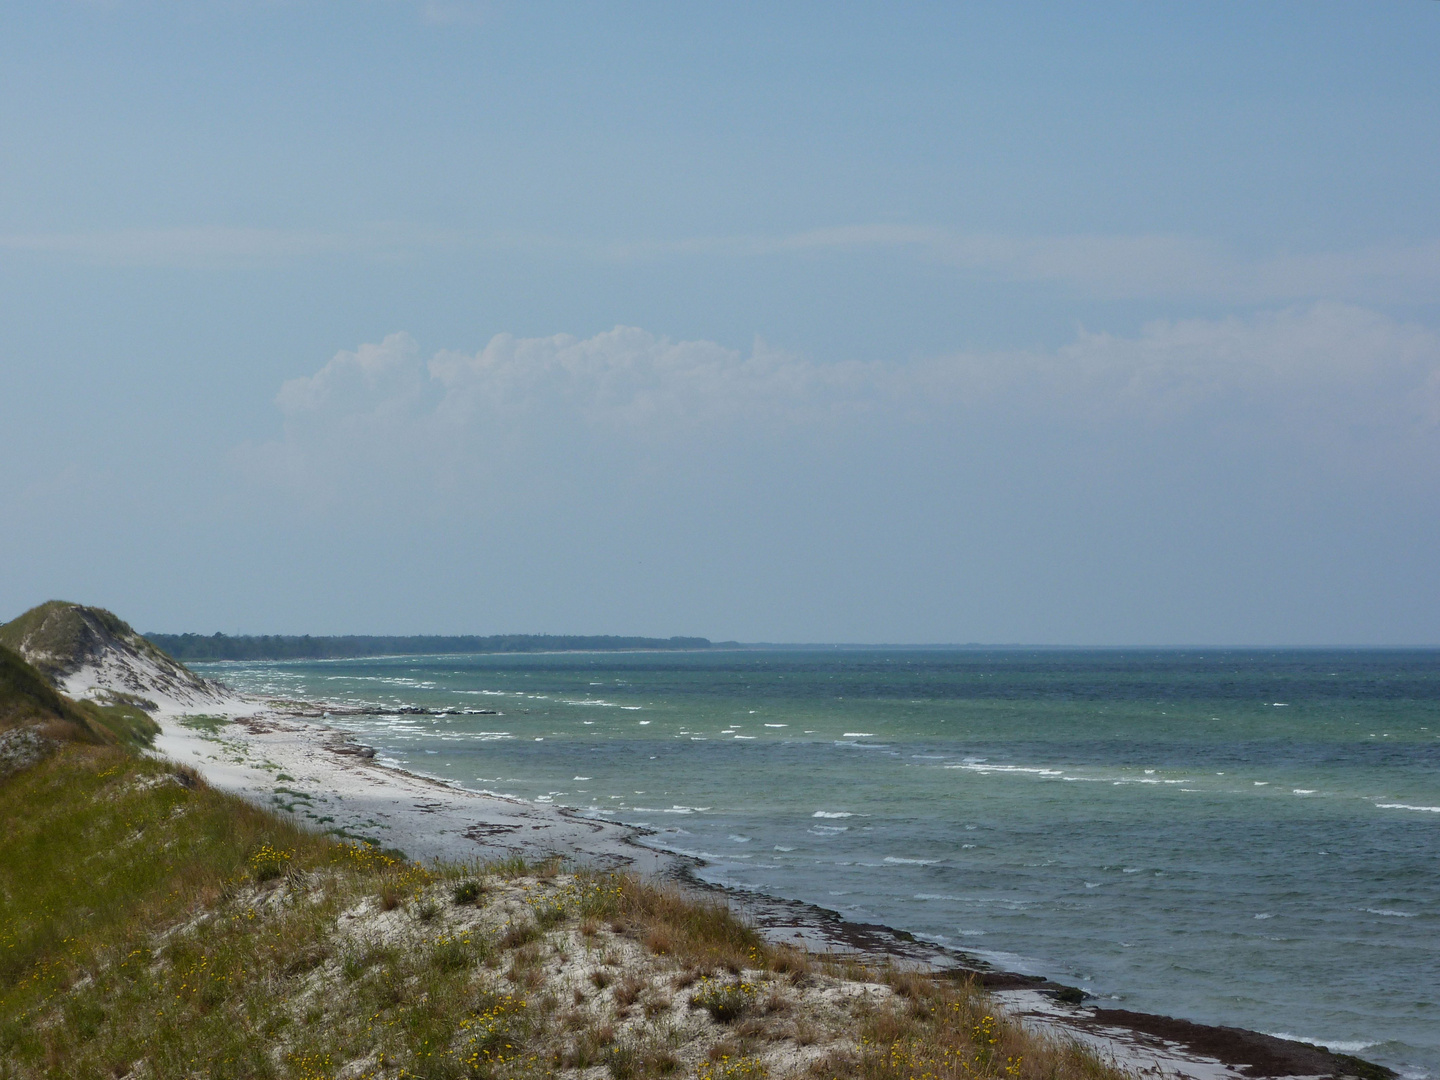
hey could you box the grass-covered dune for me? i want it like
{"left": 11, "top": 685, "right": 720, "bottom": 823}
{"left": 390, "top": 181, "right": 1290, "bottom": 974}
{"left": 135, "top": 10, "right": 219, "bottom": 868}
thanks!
{"left": 0, "top": 601, "right": 179, "bottom": 682}
{"left": 0, "top": 641, "right": 159, "bottom": 759}
{"left": 0, "top": 648, "right": 1122, "bottom": 1080}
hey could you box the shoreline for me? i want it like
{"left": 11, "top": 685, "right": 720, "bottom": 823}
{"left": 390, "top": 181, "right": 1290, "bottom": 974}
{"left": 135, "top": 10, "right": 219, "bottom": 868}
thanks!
{"left": 134, "top": 683, "right": 1394, "bottom": 1080}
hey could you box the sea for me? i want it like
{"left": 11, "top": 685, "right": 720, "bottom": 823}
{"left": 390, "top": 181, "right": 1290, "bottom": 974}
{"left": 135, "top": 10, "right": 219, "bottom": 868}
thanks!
{"left": 195, "top": 648, "right": 1440, "bottom": 1079}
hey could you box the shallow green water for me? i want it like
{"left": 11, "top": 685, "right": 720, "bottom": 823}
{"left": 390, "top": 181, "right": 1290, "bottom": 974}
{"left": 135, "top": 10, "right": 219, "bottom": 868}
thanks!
{"left": 200, "top": 649, "right": 1440, "bottom": 1078}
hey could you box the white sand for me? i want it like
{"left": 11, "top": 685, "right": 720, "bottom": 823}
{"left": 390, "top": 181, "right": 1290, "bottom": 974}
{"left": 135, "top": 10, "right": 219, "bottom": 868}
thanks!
{"left": 59, "top": 648, "right": 681, "bottom": 876}
{"left": 147, "top": 691, "right": 683, "bottom": 876}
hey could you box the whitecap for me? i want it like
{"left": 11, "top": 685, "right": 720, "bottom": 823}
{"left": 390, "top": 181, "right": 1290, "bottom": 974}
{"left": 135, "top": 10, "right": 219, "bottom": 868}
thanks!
{"left": 729, "top": 835, "right": 751, "bottom": 843}
{"left": 631, "top": 807, "right": 667, "bottom": 813}
{"left": 1293, "top": 789, "right": 1317, "bottom": 795}
{"left": 764, "top": 723, "right": 787, "bottom": 728}
{"left": 843, "top": 732, "right": 875, "bottom": 738}
{"left": 773, "top": 845, "right": 794, "bottom": 852}
{"left": 947, "top": 763, "right": 1064, "bottom": 777}
{"left": 1265, "top": 1034, "right": 1376, "bottom": 1054}
{"left": 1375, "top": 802, "right": 1440, "bottom": 813}
{"left": 813, "top": 811, "right": 854, "bottom": 818}
{"left": 1364, "top": 908, "right": 1417, "bottom": 918}
{"left": 733, "top": 735, "right": 756, "bottom": 740}
{"left": 914, "top": 893, "right": 960, "bottom": 901}
{"left": 884, "top": 856, "right": 939, "bottom": 865}
{"left": 1254, "top": 913, "right": 1273, "bottom": 919}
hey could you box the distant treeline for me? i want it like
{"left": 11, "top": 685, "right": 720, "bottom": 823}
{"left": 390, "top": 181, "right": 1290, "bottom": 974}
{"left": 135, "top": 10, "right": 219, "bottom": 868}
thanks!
{"left": 145, "top": 632, "right": 714, "bottom": 661}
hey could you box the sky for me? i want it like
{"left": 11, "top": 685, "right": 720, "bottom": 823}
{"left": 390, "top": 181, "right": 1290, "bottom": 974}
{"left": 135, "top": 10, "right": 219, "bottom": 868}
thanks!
{"left": 2, "top": 1, "right": 1438, "bottom": 644}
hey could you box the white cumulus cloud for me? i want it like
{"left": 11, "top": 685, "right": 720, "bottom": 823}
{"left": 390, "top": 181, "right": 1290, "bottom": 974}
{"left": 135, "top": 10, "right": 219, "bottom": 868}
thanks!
{"left": 234, "top": 304, "right": 1440, "bottom": 510}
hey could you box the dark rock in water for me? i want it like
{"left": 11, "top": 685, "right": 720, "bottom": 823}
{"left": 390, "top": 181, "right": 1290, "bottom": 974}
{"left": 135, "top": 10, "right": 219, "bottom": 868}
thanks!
{"left": 1084, "top": 1009, "right": 1397, "bottom": 1080}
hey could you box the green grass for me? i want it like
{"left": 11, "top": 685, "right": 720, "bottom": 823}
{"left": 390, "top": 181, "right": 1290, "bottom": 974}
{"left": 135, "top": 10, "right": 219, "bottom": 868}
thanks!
{"left": 0, "top": 600, "right": 192, "bottom": 684}
{"left": 0, "top": 600, "right": 103, "bottom": 678}
{"left": 179, "top": 714, "right": 231, "bottom": 734}
{"left": 1, "top": 641, "right": 158, "bottom": 752}
{"left": 0, "top": 642, "right": 93, "bottom": 735}
{"left": 0, "top": 641, "right": 157, "bottom": 749}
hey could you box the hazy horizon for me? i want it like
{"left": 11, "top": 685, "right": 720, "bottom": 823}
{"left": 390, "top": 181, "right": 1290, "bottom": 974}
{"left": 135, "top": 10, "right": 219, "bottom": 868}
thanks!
{"left": 4, "top": 4, "right": 1438, "bottom": 646}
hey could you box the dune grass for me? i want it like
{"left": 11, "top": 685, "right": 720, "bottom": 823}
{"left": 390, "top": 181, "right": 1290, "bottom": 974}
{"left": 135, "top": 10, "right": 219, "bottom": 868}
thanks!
{"left": 0, "top": 643, "right": 158, "bottom": 751}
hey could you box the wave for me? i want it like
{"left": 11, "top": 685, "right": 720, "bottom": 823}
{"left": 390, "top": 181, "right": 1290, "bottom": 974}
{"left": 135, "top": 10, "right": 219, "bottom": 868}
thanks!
{"left": 813, "top": 811, "right": 854, "bottom": 818}
{"left": 628, "top": 804, "right": 711, "bottom": 814}
{"left": 948, "top": 763, "right": 1064, "bottom": 777}
{"left": 884, "top": 856, "right": 939, "bottom": 865}
{"left": 1375, "top": 802, "right": 1440, "bottom": 813}
{"left": 1266, "top": 1034, "right": 1376, "bottom": 1054}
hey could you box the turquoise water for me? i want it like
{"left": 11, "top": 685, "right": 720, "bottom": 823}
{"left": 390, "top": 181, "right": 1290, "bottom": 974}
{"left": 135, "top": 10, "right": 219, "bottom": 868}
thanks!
{"left": 198, "top": 649, "right": 1440, "bottom": 1078}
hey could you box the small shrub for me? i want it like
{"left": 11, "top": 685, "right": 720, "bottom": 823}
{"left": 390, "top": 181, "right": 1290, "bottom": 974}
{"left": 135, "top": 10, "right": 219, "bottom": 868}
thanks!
{"left": 491, "top": 854, "right": 530, "bottom": 877}
{"left": 283, "top": 945, "right": 329, "bottom": 976}
{"left": 249, "top": 843, "right": 292, "bottom": 883}
{"left": 603, "top": 1037, "right": 680, "bottom": 1080}
{"left": 534, "top": 902, "right": 567, "bottom": 929}
{"left": 341, "top": 952, "right": 367, "bottom": 981}
{"left": 689, "top": 977, "right": 758, "bottom": 1023}
{"left": 613, "top": 974, "right": 646, "bottom": 1008}
{"left": 500, "top": 920, "right": 540, "bottom": 949}
{"left": 696, "top": 1055, "right": 769, "bottom": 1080}
{"left": 379, "top": 884, "right": 404, "bottom": 911}
{"left": 760, "top": 988, "right": 790, "bottom": 1015}
{"left": 431, "top": 937, "right": 471, "bottom": 972}
{"left": 563, "top": 1022, "right": 616, "bottom": 1067}
{"left": 887, "top": 967, "right": 935, "bottom": 1000}
{"left": 451, "top": 879, "right": 483, "bottom": 905}
{"left": 416, "top": 899, "right": 439, "bottom": 922}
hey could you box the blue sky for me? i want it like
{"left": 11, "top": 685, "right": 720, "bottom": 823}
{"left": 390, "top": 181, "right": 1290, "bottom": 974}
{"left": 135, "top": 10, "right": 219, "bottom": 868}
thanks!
{"left": 3, "top": 2, "right": 1438, "bottom": 643}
